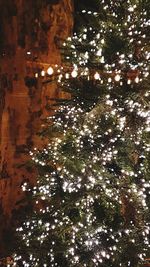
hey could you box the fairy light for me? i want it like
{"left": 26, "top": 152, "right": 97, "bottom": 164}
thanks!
{"left": 71, "top": 69, "right": 78, "bottom": 78}
{"left": 97, "top": 49, "right": 102, "bottom": 56}
{"left": 15, "top": 1, "right": 150, "bottom": 266}
{"left": 114, "top": 74, "right": 121, "bottom": 82}
{"left": 47, "top": 66, "right": 54, "bottom": 75}
{"left": 41, "top": 70, "right": 45, "bottom": 77}
{"left": 135, "top": 76, "right": 140, "bottom": 83}
{"left": 94, "top": 72, "right": 100, "bottom": 80}
{"left": 127, "top": 79, "right": 131, "bottom": 84}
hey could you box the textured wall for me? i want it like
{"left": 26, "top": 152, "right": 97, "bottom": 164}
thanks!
{"left": 0, "top": 0, "right": 73, "bottom": 255}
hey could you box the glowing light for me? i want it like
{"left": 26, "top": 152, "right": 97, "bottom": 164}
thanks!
{"left": 47, "top": 67, "right": 54, "bottom": 75}
{"left": 128, "top": 6, "right": 134, "bottom": 12}
{"left": 41, "top": 70, "right": 45, "bottom": 77}
{"left": 114, "top": 74, "right": 121, "bottom": 82}
{"left": 71, "top": 70, "right": 78, "bottom": 78}
{"left": 94, "top": 72, "right": 100, "bottom": 80}
{"left": 97, "top": 49, "right": 102, "bottom": 56}
{"left": 135, "top": 76, "right": 140, "bottom": 83}
{"left": 14, "top": 2, "right": 150, "bottom": 266}
{"left": 100, "top": 56, "right": 105, "bottom": 63}
{"left": 65, "top": 73, "right": 70, "bottom": 79}
{"left": 101, "top": 39, "right": 105, "bottom": 44}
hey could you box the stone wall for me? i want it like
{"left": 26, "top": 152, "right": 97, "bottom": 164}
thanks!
{"left": 0, "top": 0, "right": 73, "bottom": 255}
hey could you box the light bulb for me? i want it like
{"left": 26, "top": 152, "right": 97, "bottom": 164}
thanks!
{"left": 114, "top": 74, "right": 121, "bottom": 82}
{"left": 135, "top": 76, "right": 139, "bottom": 83}
{"left": 41, "top": 70, "right": 45, "bottom": 77}
{"left": 97, "top": 49, "right": 102, "bottom": 56}
{"left": 101, "top": 39, "right": 105, "bottom": 44}
{"left": 128, "top": 6, "right": 134, "bottom": 12}
{"left": 71, "top": 70, "right": 78, "bottom": 78}
{"left": 94, "top": 72, "right": 100, "bottom": 80}
{"left": 100, "top": 56, "right": 105, "bottom": 63}
{"left": 65, "top": 73, "right": 70, "bottom": 79}
{"left": 47, "top": 67, "right": 54, "bottom": 75}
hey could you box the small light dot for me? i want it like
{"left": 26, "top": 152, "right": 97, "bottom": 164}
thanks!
{"left": 71, "top": 70, "right": 78, "bottom": 78}
{"left": 94, "top": 72, "right": 100, "bottom": 80}
{"left": 135, "top": 76, "right": 139, "bottom": 83}
{"left": 41, "top": 70, "right": 45, "bottom": 77}
{"left": 114, "top": 74, "right": 121, "bottom": 82}
{"left": 127, "top": 79, "right": 131, "bottom": 84}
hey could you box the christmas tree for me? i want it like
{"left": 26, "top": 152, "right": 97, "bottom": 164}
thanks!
{"left": 14, "top": 1, "right": 150, "bottom": 266}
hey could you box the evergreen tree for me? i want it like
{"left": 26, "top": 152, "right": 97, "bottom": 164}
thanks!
{"left": 14, "top": 0, "right": 150, "bottom": 266}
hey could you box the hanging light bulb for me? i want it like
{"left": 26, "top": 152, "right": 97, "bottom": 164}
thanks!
{"left": 127, "top": 79, "right": 131, "bottom": 84}
{"left": 94, "top": 72, "right": 100, "bottom": 80}
{"left": 71, "top": 70, "right": 78, "bottom": 78}
{"left": 41, "top": 70, "right": 45, "bottom": 77}
{"left": 114, "top": 74, "right": 121, "bottom": 82}
{"left": 47, "top": 67, "right": 54, "bottom": 75}
{"left": 108, "top": 77, "right": 112, "bottom": 83}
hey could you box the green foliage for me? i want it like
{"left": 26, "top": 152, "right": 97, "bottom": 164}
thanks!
{"left": 14, "top": 0, "right": 150, "bottom": 266}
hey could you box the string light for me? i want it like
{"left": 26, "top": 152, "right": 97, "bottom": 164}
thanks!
{"left": 135, "top": 76, "right": 140, "bottom": 83}
{"left": 71, "top": 69, "right": 78, "bottom": 78}
{"left": 15, "top": 1, "right": 150, "bottom": 266}
{"left": 41, "top": 70, "right": 45, "bottom": 77}
{"left": 94, "top": 72, "right": 100, "bottom": 80}
{"left": 47, "top": 66, "right": 54, "bottom": 75}
{"left": 114, "top": 74, "right": 121, "bottom": 82}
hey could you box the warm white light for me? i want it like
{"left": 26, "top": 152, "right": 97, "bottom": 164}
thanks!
{"left": 127, "top": 79, "right": 131, "bottom": 84}
{"left": 94, "top": 72, "right": 100, "bottom": 80}
{"left": 71, "top": 70, "right": 78, "bottom": 78}
{"left": 128, "top": 6, "right": 134, "bottom": 12}
{"left": 144, "top": 72, "right": 149, "bottom": 78}
{"left": 41, "top": 70, "right": 45, "bottom": 77}
{"left": 100, "top": 56, "right": 105, "bottom": 63}
{"left": 47, "top": 67, "right": 54, "bottom": 75}
{"left": 97, "top": 49, "right": 102, "bottom": 56}
{"left": 114, "top": 74, "right": 121, "bottom": 82}
{"left": 135, "top": 76, "right": 139, "bottom": 83}
{"left": 65, "top": 73, "right": 70, "bottom": 79}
